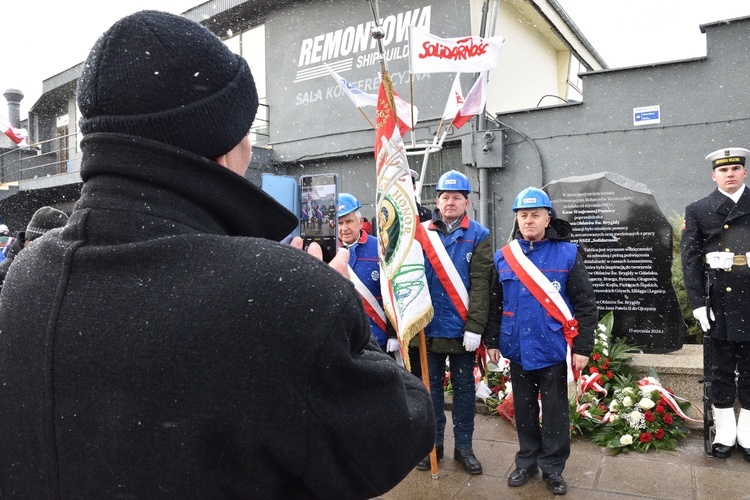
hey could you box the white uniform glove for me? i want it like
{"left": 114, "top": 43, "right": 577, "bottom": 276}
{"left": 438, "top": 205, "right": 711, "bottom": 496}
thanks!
{"left": 386, "top": 338, "right": 400, "bottom": 353}
{"left": 463, "top": 331, "right": 481, "bottom": 352}
{"left": 692, "top": 306, "right": 715, "bottom": 333}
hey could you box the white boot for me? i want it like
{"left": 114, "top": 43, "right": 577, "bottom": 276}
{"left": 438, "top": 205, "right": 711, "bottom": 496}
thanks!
{"left": 713, "top": 406, "right": 737, "bottom": 447}
{"left": 737, "top": 408, "right": 750, "bottom": 449}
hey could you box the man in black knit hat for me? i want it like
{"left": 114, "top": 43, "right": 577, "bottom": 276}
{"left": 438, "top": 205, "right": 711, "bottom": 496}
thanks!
{"left": 0, "top": 11, "right": 434, "bottom": 499}
{"left": 0, "top": 206, "right": 69, "bottom": 292}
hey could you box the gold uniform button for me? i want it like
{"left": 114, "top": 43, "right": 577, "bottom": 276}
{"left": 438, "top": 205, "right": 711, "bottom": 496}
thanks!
{"left": 726, "top": 287, "right": 732, "bottom": 292}
{"left": 724, "top": 224, "right": 730, "bottom": 229}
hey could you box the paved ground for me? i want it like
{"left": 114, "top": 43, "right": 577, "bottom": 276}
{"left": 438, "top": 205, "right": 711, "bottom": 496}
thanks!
{"left": 378, "top": 411, "right": 750, "bottom": 499}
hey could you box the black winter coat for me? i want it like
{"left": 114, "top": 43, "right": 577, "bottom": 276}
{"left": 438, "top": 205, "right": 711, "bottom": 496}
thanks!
{"left": 0, "top": 133, "right": 435, "bottom": 499}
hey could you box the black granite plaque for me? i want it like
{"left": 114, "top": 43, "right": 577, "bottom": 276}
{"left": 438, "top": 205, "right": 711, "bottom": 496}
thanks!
{"left": 544, "top": 172, "right": 686, "bottom": 353}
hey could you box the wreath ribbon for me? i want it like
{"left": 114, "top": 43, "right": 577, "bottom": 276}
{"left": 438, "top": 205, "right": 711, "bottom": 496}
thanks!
{"left": 637, "top": 382, "right": 702, "bottom": 424}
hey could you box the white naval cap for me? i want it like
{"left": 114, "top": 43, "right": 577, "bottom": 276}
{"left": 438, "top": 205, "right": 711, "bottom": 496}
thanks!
{"left": 705, "top": 147, "right": 750, "bottom": 169}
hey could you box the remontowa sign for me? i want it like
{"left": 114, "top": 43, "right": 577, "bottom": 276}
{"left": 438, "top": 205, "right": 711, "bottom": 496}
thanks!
{"left": 266, "top": 0, "right": 470, "bottom": 144}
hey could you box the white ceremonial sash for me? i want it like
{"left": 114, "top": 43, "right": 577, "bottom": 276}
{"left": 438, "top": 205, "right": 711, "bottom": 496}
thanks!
{"left": 504, "top": 239, "right": 577, "bottom": 381}
{"left": 420, "top": 221, "right": 469, "bottom": 318}
{"left": 507, "top": 240, "right": 573, "bottom": 320}
{"left": 348, "top": 265, "right": 387, "bottom": 329}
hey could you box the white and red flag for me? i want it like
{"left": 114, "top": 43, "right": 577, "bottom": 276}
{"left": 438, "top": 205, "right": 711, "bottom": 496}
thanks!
{"left": 409, "top": 26, "right": 504, "bottom": 74}
{"left": 451, "top": 71, "right": 488, "bottom": 129}
{"left": 326, "top": 64, "right": 418, "bottom": 134}
{"left": 0, "top": 115, "right": 29, "bottom": 148}
{"left": 441, "top": 73, "right": 464, "bottom": 121}
{"left": 374, "top": 75, "right": 433, "bottom": 367}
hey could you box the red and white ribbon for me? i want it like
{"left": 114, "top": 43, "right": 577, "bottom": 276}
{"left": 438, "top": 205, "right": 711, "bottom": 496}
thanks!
{"left": 637, "top": 380, "right": 702, "bottom": 424}
{"left": 579, "top": 372, "right": 608, "bottom": 397}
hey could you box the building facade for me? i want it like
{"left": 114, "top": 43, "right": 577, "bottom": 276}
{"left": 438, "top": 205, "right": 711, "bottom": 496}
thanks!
{"left": 0, "top": 0, "right": 603, "bottom": 231}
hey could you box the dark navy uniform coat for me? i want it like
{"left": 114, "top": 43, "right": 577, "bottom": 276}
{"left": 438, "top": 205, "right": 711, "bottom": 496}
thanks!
{"left": 681, "top": 187, "right": 750, "bottom": 342}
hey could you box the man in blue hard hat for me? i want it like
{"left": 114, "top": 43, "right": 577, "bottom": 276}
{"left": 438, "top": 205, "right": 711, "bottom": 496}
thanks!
{"left": 338, "top": 193, "right": 397, "bottom": 355}
{"left": 485, "top": 187, "right": 596, "bottom": 495}
{"left": 415, "top": 170, "right": 494, "bottom": 474}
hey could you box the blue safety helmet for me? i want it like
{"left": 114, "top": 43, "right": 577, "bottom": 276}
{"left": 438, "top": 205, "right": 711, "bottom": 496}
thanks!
{"left": 337, "top": 192, "right": 362, "bottom": 217}
{"left": 436, "top": 170, "right": 471, "bottom": 193}
{"left": 512, "top": 187, "right": 552, "bottom": 212}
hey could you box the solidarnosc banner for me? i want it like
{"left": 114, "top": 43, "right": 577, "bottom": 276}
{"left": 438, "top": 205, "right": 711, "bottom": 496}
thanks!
{"left": 408, "top": 26, "right": 504, "bottom": 74}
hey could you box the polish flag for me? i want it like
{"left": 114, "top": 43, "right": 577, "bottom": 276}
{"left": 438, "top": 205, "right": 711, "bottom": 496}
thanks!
{"left": 442, "top": 73, "right": 464, "bottom": 121}
{"left": 0, "top": 115, "right": 29, "bottom": 148}
{"left": 451, "top": 71, "right": 488, "bottom": 129}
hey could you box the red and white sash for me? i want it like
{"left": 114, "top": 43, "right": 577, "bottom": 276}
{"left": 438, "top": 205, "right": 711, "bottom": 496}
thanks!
{"left": 348, "top": 265, "right": 387, "bottom": 331}
{"left": 415, "top": 222, "right": 468, "bottom": 321}
{"left": 501, "top": 239, "right": 579, "bottom": 381}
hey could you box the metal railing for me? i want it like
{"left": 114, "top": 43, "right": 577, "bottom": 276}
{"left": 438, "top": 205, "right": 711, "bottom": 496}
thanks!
{"left": 20, "top": 132, "right": 80, "bottom": 180}
{"left": 0, "top": 131, "right": 79, "bottom": 184}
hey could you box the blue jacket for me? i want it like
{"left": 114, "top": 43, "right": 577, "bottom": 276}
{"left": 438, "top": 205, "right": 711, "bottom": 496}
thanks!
{"left": 424, "top": 214, "right": 491, "bottom": 339}
{"left": 495, "top": 238, "right": 578, "bottom": 370}
{"left": 484, "top": 219, "right": 597, "bottom": 369}
{"left": 347, "top": 231, "right": 387, "bottom": 346}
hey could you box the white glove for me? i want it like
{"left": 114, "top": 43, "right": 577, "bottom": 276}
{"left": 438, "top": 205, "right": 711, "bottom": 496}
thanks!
{"left": 386, "top": 338, "right": 400, "bottom": 353}
{"left": 692, "top": 306, "right": 715, "bottom": 332}
{"left": 463, "top": 331, "right": 482, "bottom": 352}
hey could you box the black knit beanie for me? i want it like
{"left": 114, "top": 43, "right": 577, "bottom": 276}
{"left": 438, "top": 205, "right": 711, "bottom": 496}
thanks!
{"left": 25, "top": 207, "right": 69, "bottom": 242}
{"left": 77, "top": 10, "right": 258, "bottom": 160}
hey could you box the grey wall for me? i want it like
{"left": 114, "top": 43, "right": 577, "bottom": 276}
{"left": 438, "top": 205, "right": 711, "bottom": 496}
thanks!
{"left": 277, "top": 144, "right": 483, "bottom": 223}
{"left": 489, "top": 17, "right": 750, "bottom": 245}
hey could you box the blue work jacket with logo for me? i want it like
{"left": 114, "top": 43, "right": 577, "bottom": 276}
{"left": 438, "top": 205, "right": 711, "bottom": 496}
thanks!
{"left": 495, "top": 238, "right": 579, "bottom": 371}
{"left": 424, "top": 215, "right": 490, "bottom": 339}
{"left": 347, "top": 231, "right": 387, "bottom": 346}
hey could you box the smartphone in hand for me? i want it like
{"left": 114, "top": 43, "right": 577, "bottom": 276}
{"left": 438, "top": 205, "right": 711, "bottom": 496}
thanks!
{"left": 299, "top": 173, "right": 338, "bottom": 262}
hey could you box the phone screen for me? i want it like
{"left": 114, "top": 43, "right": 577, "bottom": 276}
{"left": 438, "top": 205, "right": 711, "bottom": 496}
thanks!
{"left": 299, "top": 174, "right": 338, "bottom": 262}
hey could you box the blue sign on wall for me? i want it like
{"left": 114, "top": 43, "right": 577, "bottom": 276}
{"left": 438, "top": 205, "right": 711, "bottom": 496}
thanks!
{"left": 633, "top": 105, "right": 660, "bottom": 126}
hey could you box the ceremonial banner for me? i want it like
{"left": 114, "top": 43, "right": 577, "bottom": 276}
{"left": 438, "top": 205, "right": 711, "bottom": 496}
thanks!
{"left": 409, "top": 26, "right": 504, "bottom": 74}
{"left": 375, "top": 75, "right": 433, "bottom": 363}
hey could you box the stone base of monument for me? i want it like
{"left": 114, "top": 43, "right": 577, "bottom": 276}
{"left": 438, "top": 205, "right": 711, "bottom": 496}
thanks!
{"left": 631, "top": 344, "right": 704, "bottom": 428}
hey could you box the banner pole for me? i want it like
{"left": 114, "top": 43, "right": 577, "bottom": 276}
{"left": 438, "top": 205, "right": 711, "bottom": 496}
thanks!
{"left": 370, "top": 0, "right": 436, "bottom": 478}
{"left": 367, "top": 0, "right": 400, "bottom": 132}
{"left": 418, "top": 329, "right": 438, "bottom": 478}
{"left": 408, "top": 73, "right": 416, "bottom": 147}
{"left": 358, "top": 107, "right": 376, "bottom": 130}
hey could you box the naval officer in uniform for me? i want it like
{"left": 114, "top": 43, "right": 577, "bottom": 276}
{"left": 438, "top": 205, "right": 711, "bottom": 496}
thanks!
{"left": 681, "top": 147, "right": 750, "bottom": 461}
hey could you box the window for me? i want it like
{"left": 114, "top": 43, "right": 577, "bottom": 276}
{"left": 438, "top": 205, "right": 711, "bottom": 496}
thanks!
{"left": 224, "top": 24, "right": 268, "bottom": 145}
{"left": 224, "top": 24, "right": 266, "bottom": 102}
{"left": 566, "top": 56, "right": 584, "bottom": 103}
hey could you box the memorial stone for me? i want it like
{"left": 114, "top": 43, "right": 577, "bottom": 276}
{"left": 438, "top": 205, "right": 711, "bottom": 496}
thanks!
{"left": 545, "top": 172, "right": 686, "bottom": 353}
